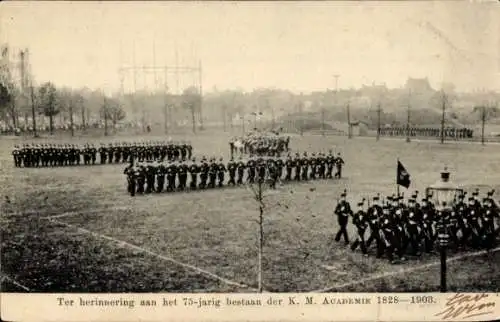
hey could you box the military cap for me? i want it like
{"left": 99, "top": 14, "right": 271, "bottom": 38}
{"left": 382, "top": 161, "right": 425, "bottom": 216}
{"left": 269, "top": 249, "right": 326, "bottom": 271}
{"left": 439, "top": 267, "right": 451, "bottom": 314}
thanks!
{"left": 340, "top": 189, "right": 347, "bottom": 198}
{"left": 487, "top": 190, "right": 495, "bottom": 197}
{"left": 472, "top": 189, "right": 479, "bottom": 196}
{"left": 468, "top": 196, "right": 474, "bottom": 201}
{"left": 373, "top": 193, "right": 380, "bottom": 201}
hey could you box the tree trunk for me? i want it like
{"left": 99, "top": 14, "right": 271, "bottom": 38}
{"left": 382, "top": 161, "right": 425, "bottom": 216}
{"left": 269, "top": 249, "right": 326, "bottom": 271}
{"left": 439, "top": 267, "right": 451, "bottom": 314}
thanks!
{"left": 49, "top": 113, "right": 54, "bottom": 135}
{"left": 10, "top": 100, "right": 17, "bottom": 128}
{"left": 191, "top": 105, "right": 196, "bottom": 134}
{"left": 81, "top": 106, "right": 86, "bottom": 129}
{"left": 257, "top": 180, "right": 264, "bottom": 293}
{"left": 69, "top": 101, "right": 74, "bottom": 137}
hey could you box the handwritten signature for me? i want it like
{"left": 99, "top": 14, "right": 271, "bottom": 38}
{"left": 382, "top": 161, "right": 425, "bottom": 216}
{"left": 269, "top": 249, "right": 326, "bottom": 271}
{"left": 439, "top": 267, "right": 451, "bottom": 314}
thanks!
{"left": 435, "top": 293, "right": 496, "bottom": 320}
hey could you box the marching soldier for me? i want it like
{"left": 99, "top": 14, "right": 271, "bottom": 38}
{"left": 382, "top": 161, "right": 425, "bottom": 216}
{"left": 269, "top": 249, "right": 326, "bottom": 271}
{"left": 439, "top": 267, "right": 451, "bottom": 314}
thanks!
{"left": 246, "top": 156, "right": 256, "bottom": 184}
{"left": 199, "top": 157, "right": 209, "bottom": 189}
{"left": 12, "top": 145, "right": 21, "bottom": 167}
{"left": 178, "top": 159, "right": 189, "bottom": 191}
{"left": 189, "top": 158, "right": 200, "bottom": 190}
{"left": 236, "top": 156, "right": 246, "bottom": 185}
{"left": 156, "top": 161, "right": 166, "bottom": 193}
{"left": 366, "top": 194, "right": 384, "bottom": 257}
{"left": 124, "top": 162, "right": 136, "bottom": 197}
{"left": 309, "top": 153, "right": 317, "bottom": 180}
{"left": 406, "top": 195, "right": 422, "bottom": 256}
{"left": 227, "top": 157, "right": 237, "bottom": 186}
{"left": 301, "top": 152, "right": 309, "bottom": 181}
{"left": 99, "top": 144, "right": 107, "bottom": 164}
{"left": 166, "top": 160, "right": 177, "bottom": 192}
{"left": 217, "top": 157, "right": 226, "bottom": 188}
{"left": 285, "top": 154, "right": 294, "bottom": 181}
{"left": 136, "top": 163, "right": 146, "bottom": 194}
{"left": 145, "top": 160, "right": 156, "bottom": 194}
{"left": 334, "top": 153, "right": 344, "bottom": 179}
{"left": 208, "top": 158, "right": 218, "bottom": 189}
{"left": 326, "top": 150, "right": 335, "bottom": 179}
{"left": 275, "top": 155, "right": 284, "bottom": 184}
{"left": 351, "top": 199, "right": 369, "bottom": 256}
{"left": 334, "top": 190, "right": 352, "bottom": 245}
{"left": 294, "top": 153, "right": 301, "bottom": 181}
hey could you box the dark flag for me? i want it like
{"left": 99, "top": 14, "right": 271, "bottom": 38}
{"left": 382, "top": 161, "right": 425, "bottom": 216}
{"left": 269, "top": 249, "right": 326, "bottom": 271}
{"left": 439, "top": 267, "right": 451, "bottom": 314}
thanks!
{"left": 397, "top": 160, "right": 411, "bottom": 188}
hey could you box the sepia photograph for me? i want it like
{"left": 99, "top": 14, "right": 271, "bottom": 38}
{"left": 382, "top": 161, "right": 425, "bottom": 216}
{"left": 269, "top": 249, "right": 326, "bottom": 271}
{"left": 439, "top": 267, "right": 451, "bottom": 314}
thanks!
{"left": 1, "top": 1, "right": 499, "bottom": 298}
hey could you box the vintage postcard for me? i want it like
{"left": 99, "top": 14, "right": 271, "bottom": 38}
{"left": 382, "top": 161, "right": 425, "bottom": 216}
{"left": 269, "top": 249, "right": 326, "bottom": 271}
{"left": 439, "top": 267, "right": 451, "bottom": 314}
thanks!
{"left": 1, "top": 1, "right": 499, "bottom": 321}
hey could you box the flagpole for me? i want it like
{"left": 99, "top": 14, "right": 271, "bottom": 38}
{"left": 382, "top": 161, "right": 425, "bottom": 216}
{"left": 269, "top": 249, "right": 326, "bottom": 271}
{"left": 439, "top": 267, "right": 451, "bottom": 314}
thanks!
{"left": 397, "top": 158, "right": 400, "bottom": 197}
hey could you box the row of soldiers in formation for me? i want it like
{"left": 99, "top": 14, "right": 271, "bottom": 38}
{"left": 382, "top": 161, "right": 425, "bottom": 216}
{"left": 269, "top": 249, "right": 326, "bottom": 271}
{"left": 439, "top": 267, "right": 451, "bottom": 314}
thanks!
{"left": 229, "top": 134, "right": 290, "bottom": 157}
{"left": 334, "top": 189, "right": 499, "bottom": 264}
{"left": 123, "top": 151, "right": 345, "bottom": 196}
{"left": 12, "top": 141, "right": 193, "bottom": 168}
{"left": 378, "top": 127, "right": 474, "bottom": 139}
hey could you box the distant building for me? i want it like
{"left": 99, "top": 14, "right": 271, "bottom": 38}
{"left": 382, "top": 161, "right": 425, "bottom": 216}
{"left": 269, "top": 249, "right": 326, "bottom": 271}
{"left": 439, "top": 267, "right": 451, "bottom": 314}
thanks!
{"left": 405, "top": 77, "right": 434, "bottom": 94}
{"left": 350, "top": 121, "right": 369, "bottom": 136}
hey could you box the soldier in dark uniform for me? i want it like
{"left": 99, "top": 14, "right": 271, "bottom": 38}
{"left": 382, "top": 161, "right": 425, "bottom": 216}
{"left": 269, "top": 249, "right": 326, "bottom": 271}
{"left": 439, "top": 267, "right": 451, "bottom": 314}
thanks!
{"left": 144, "top": 160, "right": 154, "bottom": 193}
{"left": 107, "top": 143, "right": 114, "bottom": 163}
{"left": 246, "top": 156, "right": 256, "bottom": 184}
{"left": 301, "top": 152, "right": 309, "bottom": 181}
{"left": 406, "top": 196, "right": 422, "bottom": 256}
{"left": 309, "top": 153, "right": 317, "bottom": 180}
{"left": 482, "top": 192, "right": 499, "bottom": 248}
{"left": 208, "top": 158, "right": 218, "bottom": 189}
{"left": 334, "top": 190, "right": 352, "bottom": 245}
{"left": 380, "top": 205, "right": 398, "bottom": 264}
{"left": 217, "top": 157, "right": 226, "bottom": 188}
{"left": 135, "top": 163, "right": 146, "bottom": 194}
{"left": 180, "top": 141, "right": 188, "bottom": 161}
{"left": 351, "top": 199, "right": 369, "bottom": 256}
{"left": 421, "top": 196, "right": 436, "bottom": 252}
{"left": 366, "top": 194, "right": 384, "bottom": 257}
{"left": 199, "top": 157, "right": 209, "bottom": 189}
{"left": 267, "top": 157, "right": 278, "bottom": 189}
{"left": 275, "top": 155, "right": 284, "bottom": 184}
{"left": 166, "top": 160, "right": 177, "bottom": 192}
{"left": 294, "top": 153, "right": 301, "bottom": 181}
{"left": 317, "top": 152, "right": 326, "bottom": 179}
{"left": 178, "top": 159, "right": 189, "bottom": 191}
{"left": 187, "top": 141, "right": 193, "bottom": 160}
{"left": 189, "top": 158, "right": 200, "bottom": 190}
{"left": 99, "top": 143, "right": 107, "bottom": 164}
{"left": 90, "top": 144, "right": 96, "bottom": 165}
{"left": 236, "top": 156, "right": 246, "bottom": 185}
{"left": 334, "top": 153, "right": 344, "bottom": 179}
{"left": 284, "top": 154, "right": 294, "bottom": 181}
{"left": 12, "top": 145, "right": 21, "bottom": 167}
{"left": 326, "top": 150, "right": 335, "bottom": 179}
{"left": 257, "top": 157, "right": 267, "bottom": 183}
{"left": 124, "top": 162, "right": 136, "bottom": 196}
{"left": 114, "top": 144, "right": 121, "bottom": 163}
{"left": 227, "top": 157, "right": 237, "bottom": 186}
{"left": 156, "top": 161, "right": 166, "bottom": 193}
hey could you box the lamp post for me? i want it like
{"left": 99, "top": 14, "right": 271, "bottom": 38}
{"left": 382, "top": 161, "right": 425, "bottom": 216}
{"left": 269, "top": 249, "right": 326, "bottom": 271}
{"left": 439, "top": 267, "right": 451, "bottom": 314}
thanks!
{"left": 426, "top": 168, "right": 462, "bottom": 292}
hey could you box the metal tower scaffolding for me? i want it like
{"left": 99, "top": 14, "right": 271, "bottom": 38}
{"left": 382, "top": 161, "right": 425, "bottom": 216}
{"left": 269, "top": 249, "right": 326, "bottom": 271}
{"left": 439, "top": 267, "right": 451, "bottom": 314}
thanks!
{"left": 118, "top": 52, "right": 203, "bottom": 134}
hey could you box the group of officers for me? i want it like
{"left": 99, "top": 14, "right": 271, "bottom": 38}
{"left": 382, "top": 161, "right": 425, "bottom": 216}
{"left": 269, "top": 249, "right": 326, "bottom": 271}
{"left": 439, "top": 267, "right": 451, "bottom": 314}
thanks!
{"left": 334, "top": 189, "right": 499, "bottom": 264}
{"left": 229, "top": 133, "right": 291, "bottom": 157}
{"left": 123, "top": 151, "right": 346, "bottom": 196}
{"left": 378, "top": 127, "right": 474, "bottom": 139}
{"left": 12, "top": 141, "right": 193, "bottom": 168}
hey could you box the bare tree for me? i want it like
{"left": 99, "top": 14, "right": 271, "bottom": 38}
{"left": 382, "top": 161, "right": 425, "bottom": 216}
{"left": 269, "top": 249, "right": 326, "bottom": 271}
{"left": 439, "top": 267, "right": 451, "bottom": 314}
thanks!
{"left": 473, "top": 104, "right": 499, "bottom": 145}
{"left": 38, "top": 82, "right": 59, "bottom": 135}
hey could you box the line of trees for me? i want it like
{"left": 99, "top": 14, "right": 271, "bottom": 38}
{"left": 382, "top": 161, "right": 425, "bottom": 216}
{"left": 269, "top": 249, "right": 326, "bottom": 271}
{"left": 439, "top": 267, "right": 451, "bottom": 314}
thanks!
{"left": 0, "top": 79, "right": 128, "bottom": 135}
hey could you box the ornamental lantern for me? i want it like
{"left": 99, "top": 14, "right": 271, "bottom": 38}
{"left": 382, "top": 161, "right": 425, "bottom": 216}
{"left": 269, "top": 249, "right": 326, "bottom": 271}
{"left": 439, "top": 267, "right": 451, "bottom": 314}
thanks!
{"left": 426, "top": 167, "right": 462, "bottom": 212}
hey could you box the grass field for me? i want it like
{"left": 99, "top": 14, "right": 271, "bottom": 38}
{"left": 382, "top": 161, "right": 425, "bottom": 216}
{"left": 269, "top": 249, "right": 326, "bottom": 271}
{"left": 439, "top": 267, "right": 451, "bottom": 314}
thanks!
{"left": 1, "top": 131, "right": 500, "bottom": 293}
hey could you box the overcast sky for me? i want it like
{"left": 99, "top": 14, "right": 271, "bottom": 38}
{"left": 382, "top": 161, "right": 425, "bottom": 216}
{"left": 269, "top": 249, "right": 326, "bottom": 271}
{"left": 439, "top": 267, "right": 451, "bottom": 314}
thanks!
{"left": 1, "top": 1, "right": 499, "bottom": 94}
